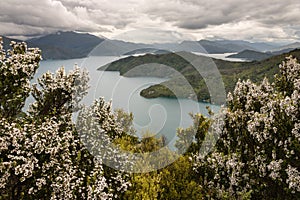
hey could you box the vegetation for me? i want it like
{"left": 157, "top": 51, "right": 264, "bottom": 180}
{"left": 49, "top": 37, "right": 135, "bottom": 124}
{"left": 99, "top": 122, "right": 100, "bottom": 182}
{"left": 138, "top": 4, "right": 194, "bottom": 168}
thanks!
{"left": 99, "top": 50, "right": 300, "bottom": 103}
{"left": 1, "top": 39, "right": 299, "bottom": 199}
{"left": 226, "top": 49, "right": 273, "bottom": 61}
{"left": 0, "top": 39, "right": 130, "bottom": 199}
{"left": 193, "top": 56, "right": 300, "bottom": 199}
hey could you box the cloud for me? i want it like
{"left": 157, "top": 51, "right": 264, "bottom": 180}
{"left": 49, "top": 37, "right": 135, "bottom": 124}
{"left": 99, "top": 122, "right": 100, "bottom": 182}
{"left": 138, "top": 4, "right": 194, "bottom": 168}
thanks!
{"left": 189, "top": 21, "right": 295, "bottom": 42}
{"left": 143, "top": 0, "right": 300, "bottom": 29}
{"left": 0, "top": 0, "right": 299, "bottom": 42}
{"left": 113, "top": 28, "right": 196, "bottom": 44}
{"left": 0, "top": 0, "right": 108, "bottom": 37}
{"left": 139, "top": 0, "right": 300, "bottom": 42}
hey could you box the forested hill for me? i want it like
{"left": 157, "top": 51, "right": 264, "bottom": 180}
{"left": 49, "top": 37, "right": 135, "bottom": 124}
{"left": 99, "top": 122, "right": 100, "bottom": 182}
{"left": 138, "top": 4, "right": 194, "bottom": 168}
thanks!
{"left": 226, "top": 50, "right": 273, "bottom": 61}
{"left": 98, "top": 49, "right": 300, "bottom": 103}
{"left": 27, "top": 31, "right": 104, "bottom": 60}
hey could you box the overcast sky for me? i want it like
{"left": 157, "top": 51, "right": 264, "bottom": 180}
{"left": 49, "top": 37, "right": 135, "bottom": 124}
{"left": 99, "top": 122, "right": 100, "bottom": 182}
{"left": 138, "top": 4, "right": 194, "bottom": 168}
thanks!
{"left": 1, "top": 0, "right": 300, "bottom": 43}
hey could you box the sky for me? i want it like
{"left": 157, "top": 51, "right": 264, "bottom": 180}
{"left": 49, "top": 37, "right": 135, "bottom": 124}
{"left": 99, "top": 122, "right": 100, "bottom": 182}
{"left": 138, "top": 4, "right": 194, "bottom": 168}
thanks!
{"left": 0, "top": 0, "right": 300, "bottom": 43}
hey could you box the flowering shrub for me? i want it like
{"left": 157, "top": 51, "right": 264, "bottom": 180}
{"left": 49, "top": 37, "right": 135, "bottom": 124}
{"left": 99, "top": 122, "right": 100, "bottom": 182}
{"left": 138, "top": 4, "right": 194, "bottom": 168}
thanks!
{"left": 0, "top": 38, "right": 129, "bottom": 199}
{"left": 30, "top": 65, "right": 89, "bottom": 117}
{"left": 194, "top": 56, "right": 300, "bottom": 199}
{"left": 0, "top": 40, "right": 41, "bottom": 118}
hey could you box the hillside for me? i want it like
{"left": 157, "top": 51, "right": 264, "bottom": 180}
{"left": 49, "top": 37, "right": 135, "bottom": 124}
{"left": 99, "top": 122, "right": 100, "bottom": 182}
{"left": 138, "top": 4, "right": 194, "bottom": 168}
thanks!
{"left": 226, "top": 50, "right": 273, "bottom": 61}
{"left": 123, "top": 48, "right": 171, "bottom": 55}
{"left": 198, "top": 40, "right": 277, "bottom": 53}
{"left": 67, "top": 38, "right": 281, "bottom": 57}
{"left": 272, "top": 42, "right": 300, "bottom": 52}
{"left": 98, "top": 49, "right": 300, "bottom": 103}
{"left": 0, "top": 36, "right": 22, "bottom": 50}
{"left": 27, "top": 31, "right": 104, "bottom": 59}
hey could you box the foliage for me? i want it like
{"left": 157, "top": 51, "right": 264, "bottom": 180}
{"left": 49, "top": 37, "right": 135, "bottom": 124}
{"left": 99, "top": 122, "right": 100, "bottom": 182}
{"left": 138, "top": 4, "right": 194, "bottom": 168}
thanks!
{"left": 0, "top": 40, "right": 41, "bottom": 118}
{"left": 0, "top": 38, "right": 130, "bottom": 199}
{"left": 111, "top": 111, "right": 205, "bottom": 199}
{"left": 116, "top": 131, "right": 203, "bottom": 200}
{"left": 175, "top": 113, "right": 212, "bottom": 155}
{"left": 30, "top": 66, "right": 89, "bottom": 117}
{"left": 100, "top": 49, "right": 300, "bottom": 103}
{"left": 194, "top": 56, "right": 300, "bottom": 199}
{"left": 2, "top": 38, "right": 299, "bottom": 200}
{"left": 122, "top": 156, "right": 203, "bottom": 200}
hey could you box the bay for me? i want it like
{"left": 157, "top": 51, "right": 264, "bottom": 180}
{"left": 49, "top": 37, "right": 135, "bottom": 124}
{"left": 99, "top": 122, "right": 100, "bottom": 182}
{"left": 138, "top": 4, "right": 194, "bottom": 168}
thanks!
{"left": 29, "top": 56, "right": 220, "bottom": 147}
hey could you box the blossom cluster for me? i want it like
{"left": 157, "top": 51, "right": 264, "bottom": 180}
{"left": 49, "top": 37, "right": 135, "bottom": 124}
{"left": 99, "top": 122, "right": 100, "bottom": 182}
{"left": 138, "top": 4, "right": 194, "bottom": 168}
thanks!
{"left": 30, "top": 65, "right": 89, "bottom": 117}
{"left": 0, "top": 38, "right": 130, "bottom": 199}
{"left": 0, "top": 39, "right": 41, "bottom": 118}
{"left": 194, "top": 56, "right": 300, "bottom": 199}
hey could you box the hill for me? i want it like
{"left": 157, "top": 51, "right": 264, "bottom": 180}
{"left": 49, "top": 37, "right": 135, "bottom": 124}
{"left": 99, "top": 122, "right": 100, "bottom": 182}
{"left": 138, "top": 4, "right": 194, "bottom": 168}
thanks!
{"left": 271, "top": 42, "right": 300, "bottom": 52}
{"left": 22, "top": 33, "right": 289, "bottom": 58}
{"left": 90, "top": 40, "right": 209, "bottom": 56}
{"left": 89, "top": 39, "right": 150, "bottom": 56}
{"left": 198, "top": 40, "right": 277, "bottom": 53}
{"left": 98, "top": 49, "right": 300, "bottom": 103}
{"left": 27, "top": 31, "right": 104, "bottom": 59}
{"left": 226, "top": 50, "right": 273, "bottom": 61}
{"left": 83, "top": 39, "right": 280, "bottom": 56}
{"left": 122, "top": 48, "right": 171, "bottom": 55}
{"left": 0, "top": 36, "right": 22, "bottom": 50}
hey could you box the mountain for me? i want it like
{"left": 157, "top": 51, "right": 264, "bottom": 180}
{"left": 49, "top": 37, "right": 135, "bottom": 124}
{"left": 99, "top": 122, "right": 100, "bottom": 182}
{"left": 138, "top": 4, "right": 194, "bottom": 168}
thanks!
{"left": 226, "top": 50, "right": 273, "bottom": 61}
{"left": 153, "top": 41, "right": 207, "bottom": 53}
{"left": 123, "top": 48, "right": 161, "bottom": 55}
{"left": 89, "top": 40, "right": 149, "bottom": 56}
{"left": 27, "top": 31, "right": 104, "bottom": 59}
{"left": 123, "top": 48, "right": 171, "bottom": 55}
{"left": 4, "top": 31, "right": 292, "bottom": 60}
{"left": 0, "top": 36, "right": 22, "bottom": 50}
{"left": 198, "top": 40, "right": 277, "bottom": 53}
{"left": 244, "top": 42, "right": 277, "bottom": 52}
{"left": 90, "top": 40, "right": 208, "bottom": 56}
{"left": 271, "top": 42, "right": 300, "bottom": 52}
{"left": 270, "top": 48, "right": 298, "bottom": 55}
{"left": 282, "top": 42, "right": 300, "bottom": 49}
{"left": 98, "top": 49, "right": 300, "bottom": 103}
{"left": 25, "top": 32, "right": 282, "bottom": 58}
{"left": 197, "top": 40, "right": 238, "bottom": 53}
{"left": 89, "top": 39, "right": 279, "bottom": 56}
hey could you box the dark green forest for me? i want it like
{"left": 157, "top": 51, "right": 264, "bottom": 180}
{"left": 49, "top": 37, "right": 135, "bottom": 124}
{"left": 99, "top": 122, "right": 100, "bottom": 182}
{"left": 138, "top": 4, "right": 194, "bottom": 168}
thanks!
{"left": 100, "top": 49, "right": 300, "bottom": 103}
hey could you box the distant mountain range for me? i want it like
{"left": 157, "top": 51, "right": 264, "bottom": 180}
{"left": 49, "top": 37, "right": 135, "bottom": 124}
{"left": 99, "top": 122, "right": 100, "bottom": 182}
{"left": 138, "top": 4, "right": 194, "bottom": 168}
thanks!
{"left": 27, "top": 31, "right": 104, "bottom": 59}
{"left": 227, "top": 50, "right": 274, "bottom": 61}
{"left": 198, "top": 40, "right": 277, "bottom": 53}
{"left": 123, "top": 48, "right": 171, "bottom": 55}
{"left": 1, "top": 31, "right": 300, "bottom": 60}
{"left": 271, "top": 42, "right": 300, "bottom": 52}
{"left": 228, "top": 47, "right": 300, "bottom": 61}
{"left": 1, "top": 36, "right": 22, "bottom": 50}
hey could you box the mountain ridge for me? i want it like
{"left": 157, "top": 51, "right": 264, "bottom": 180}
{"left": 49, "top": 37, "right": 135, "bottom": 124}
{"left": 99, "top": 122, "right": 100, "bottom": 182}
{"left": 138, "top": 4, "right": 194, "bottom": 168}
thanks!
{"left": 1, "top": 32, "right": 300, "bottom": 61}
{"left": 27, "top": 31, "right": 104, "bottom": 59}
{"left": 226, "top": 50, "right": 274, "bottom": 61}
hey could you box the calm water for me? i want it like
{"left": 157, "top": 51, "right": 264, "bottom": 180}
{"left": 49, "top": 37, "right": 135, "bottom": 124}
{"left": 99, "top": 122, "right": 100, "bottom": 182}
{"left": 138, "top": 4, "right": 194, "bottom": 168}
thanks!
{"left": 29, "top": 56, "right": 220, "bottom": 147}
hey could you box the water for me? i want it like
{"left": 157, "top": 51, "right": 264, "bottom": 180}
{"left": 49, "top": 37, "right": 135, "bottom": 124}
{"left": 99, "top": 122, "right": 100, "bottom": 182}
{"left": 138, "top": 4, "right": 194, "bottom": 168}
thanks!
{"left": 29, "top": 56, "right": 220, "bottom": 147}
{"left": 192, "top": 52, "right": 249, "bottom": 62}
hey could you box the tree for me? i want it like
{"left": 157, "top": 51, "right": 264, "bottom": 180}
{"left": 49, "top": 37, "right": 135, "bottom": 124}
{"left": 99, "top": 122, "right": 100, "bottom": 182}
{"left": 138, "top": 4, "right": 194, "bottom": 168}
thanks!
{"left": 175, "top": 113, "right": 211, "bottom": 155}
{"left": 0, "top": 39, "right": 41, "bottom": 118}
{"left": 115, "top": 123, "right": 203, "bottom": 199}
{"left": 194, "top": 56, "right": 300, "bottom": 199}
{"left": 0, "top": 38, "right": 130, "bottom": 199}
